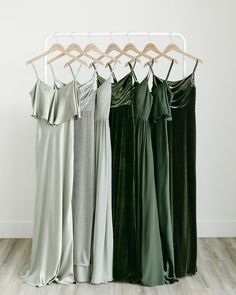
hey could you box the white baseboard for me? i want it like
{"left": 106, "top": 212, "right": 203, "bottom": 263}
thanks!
{"left": 0, "top": 221, "right": 33, "bottom": 238}
{"left": 197, "top": 220, "right": 236, "bottom": 237}
{"left": 0, "top": 220, "right": 236, "bottom": 238}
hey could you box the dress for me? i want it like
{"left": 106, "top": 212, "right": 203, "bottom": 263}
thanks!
{"left": 132, "top": 67, "right": 165, "bottom": 286}
{"left": 105, "top": 68, "right": 138, "bottom": 282}
{"left": 91, "top": 75, "right": 113, "bottom": 283}
{"left": 71, "top": 68, "right": 97, "bottom": 282}
{"left": 20, "top": 64, "right": 80, "bottom": 287}
{"left": 149, "top": 61, "right": 177, "bottom": 284}
{"left": 153, "top": 60, "right": 198, "bottom": 277}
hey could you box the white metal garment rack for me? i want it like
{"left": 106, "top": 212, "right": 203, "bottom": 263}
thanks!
{"left": 44, "top": 32, "right": 187, "bottom": 83}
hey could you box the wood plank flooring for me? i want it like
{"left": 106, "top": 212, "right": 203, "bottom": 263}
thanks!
{"left": 0, "top": 238, "right": 236, "bottom": 295}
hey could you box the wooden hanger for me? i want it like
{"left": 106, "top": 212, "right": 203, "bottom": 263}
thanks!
{"left": 103, "top": 43, "right": 140, "bottom": 67}
{"left": 110, "top": 42, "right": 152, "bottom": 66}
{"left": 47, "top": 43, "right": 103, "bottom": 66}
{"left": 128, "top": 43, "right": 177, "bottom": 66}
{"left": 99, "top": 32, "right": 141, "bottom": 66}
{"left": 64, "top": 43, "right": 115, "bottom": 68}
{"left": 153, "top": 43, "right": 203, "bottom": 64}
{"left": 26, "top": 43, "right": 87, "bottom": 66}
{"left": 101, "top": 43, "right": 123, "bottom": 68}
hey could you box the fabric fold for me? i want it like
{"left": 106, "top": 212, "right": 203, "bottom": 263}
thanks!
{"left": 30, "top": 79, "right": 81, "bottom": 126}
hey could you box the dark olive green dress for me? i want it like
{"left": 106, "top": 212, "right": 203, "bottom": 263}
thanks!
{"left": 109, "top": 70, "right": 138, "bottom": 282}
{"left": 131, "top": 65, "right": 165, "bottom": 286}
{"left": 153, "top": 60, "right": 198, "bottom": 278}
{"left": 149, "top": 61, "right": 177, "bottom": 284}
{"left": 97, "top": 68, "right": 138, "bottom": 283}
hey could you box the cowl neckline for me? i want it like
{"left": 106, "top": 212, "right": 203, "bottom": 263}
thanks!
{"left": 153, "top": 72, "right": 196, "bottom": 109}
{"left": 97, "top": 72, "right": 134, "bottom": 108}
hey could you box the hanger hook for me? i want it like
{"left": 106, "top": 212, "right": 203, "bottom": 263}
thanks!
{"left": 88, "top": 32, "right": 92, "bottom": 43}
{"left": 169, "top": 32, "right": 174, "bottom": 42}
{"left": 70, "top": 32, "right": 75, "bottom": 43}
{"left": 110, "top": 32, "right": 114, "bottom": 43}
{"left": 54, "top": 32, "right": 59, "bottom": 43}
{"left": 148, "top": 32, "right": 151, "bottom": 42}
{"left": 71, "top": 32, "right": 75, "bottom": 43}
{"left": 127, "top": 32, "right": 130, "bottom": 42}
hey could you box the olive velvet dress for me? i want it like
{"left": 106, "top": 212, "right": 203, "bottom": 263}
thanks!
{"left": 131, "top": 64, "right": 165, "bottom": 286}
{"left": 149, "top": 60, "right": 177, "bottom": 284}
{"left": 153, "top": 60, "right": 198, "bottom": 278}
{"left": 107, "top": 67, "right": 138, "bottom": 283}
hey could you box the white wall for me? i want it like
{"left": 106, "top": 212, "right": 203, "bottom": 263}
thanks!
{"left": 0, "top": 0, "right": 235, "bottom": 238}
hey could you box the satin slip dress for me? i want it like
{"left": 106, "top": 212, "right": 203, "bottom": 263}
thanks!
{"left": 153, "top": 60, "right": 198, "bottom": 278}
{"left": 91, "top": 69, "right": 113, "bottom": 284}
{"left": 130, "top": 63, "right": 165, "bottom": 286}
{"left": 68, "top": 65, "right": 97, "bottom": 283}
{"left": 21, "top": 64, "right": 80, "bottom": 287}
{"left": 99, "top": 65, "right": 138, "bottom": 282}
{"left": 149, "top": 60, "right": 177, "bottom": 284}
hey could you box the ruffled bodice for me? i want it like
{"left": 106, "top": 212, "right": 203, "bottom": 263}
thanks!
{"left": 30, "top": 79, "right": 81, "bottom": 125}
{"left": 149, "top": 80, "right": 172, "bottom": 122}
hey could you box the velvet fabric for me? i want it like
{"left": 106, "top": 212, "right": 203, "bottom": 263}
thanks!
{"left": 153, "top": 71, "right": 197, "bottom": 278}
{"left": 133, "top": 75, "right": 165, "bottom": 286}
{"left": 150, "top": 78, "right": 177, "bottom": 284}
{"left": 105, "top": 72, "right": 138, "bottom": 282}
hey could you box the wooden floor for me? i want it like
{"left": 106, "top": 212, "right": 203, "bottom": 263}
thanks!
{"left": 0, "top": 238, "right": 236, "bottom": 295}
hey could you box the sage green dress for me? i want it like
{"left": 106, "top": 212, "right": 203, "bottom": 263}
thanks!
{"left": 131, "top": 65, "right": 165, "bottom": 286}
{"left": 69, "top": 66, "right": 97, "bottom": 283}
{"left": 149, "top": 61, "right": 177, "bottom": 284}
{"left": 106, "top": 67, "right": 138, "bottom": 282}
{"left": 91, "top": 74, "right": 113, "bottom": 284}
{"left": 20, "top": 64, "right": 80, "bottom": 287}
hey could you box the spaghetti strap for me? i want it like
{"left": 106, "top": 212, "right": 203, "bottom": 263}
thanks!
{"left": 31, "top": 62, "right": 39, "bottom": 80}
{"left": 107, "top": 63, "right": 117, "bottom": 83}
{"left": 147, "top": 60, "right": 155, "bottom": 76}
{"left": 74, "top": 64, "right": 82, "bottom": 80}
{"left": 192, "top": 59, "right": 199, "bottom": 74}
{"left": 48, "top": 63, "right": 57, "bottom": 85}
{"left": 91, "top": 63, "right": 99, "bottom": 81}
{"left": 68, "top": 64, "right": 82, "bottom": 81}
{"left": 128, "top": 61, "right": 138, "bottom": 83}
{"left": 91, "top": 62, "right": 98, "bottom": 74}
{"left": 146, "top": 59, "right": 154, "bottom": 81}
{"left": 165, "top": 59, "right": 174, "bottom": 81}
{"left": 147, "top": 60, "right": 157, "bottom": 87}
{"left": 68, "top": 64, "right": 76, "bottom": 80}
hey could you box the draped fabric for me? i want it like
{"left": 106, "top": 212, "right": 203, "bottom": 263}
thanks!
{"left": 21, "top": 81, "right": 79, "bottom": 287}
{"left": 150, "top": 78, "right": 177, "bottom": 284}
{"left": 167, "top": 74, "right": 197, "bottom": 277}
{"left": 21, "top": 62, "right": 198, "bottom": 288}
{"left": 72, "top": 75, "right": 96, "bottom": 282}
{"left": 133, "top": 75, "right": 165, "bottom": 286}
{"left": 108, "top": 72, "right": 138, "bottom": 282}
{"left": 91, "top": 77, "right": 113, "bottom": 283}
{"left": 153, "top": 71, "right": 197, "bottom": 277}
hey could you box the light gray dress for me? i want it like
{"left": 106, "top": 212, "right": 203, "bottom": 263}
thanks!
{"left": 70, "top": 67, "right": 97, "bottom": 282}
{"left": 91, "top": 76, "right": 113, "bottom": 284}
{"left": 20, "top": 64, "right": 80, "bottom": 287}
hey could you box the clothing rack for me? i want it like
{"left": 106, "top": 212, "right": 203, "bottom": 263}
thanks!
{"left": 44, "top": 32, "right": 187, "bottom": 83}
